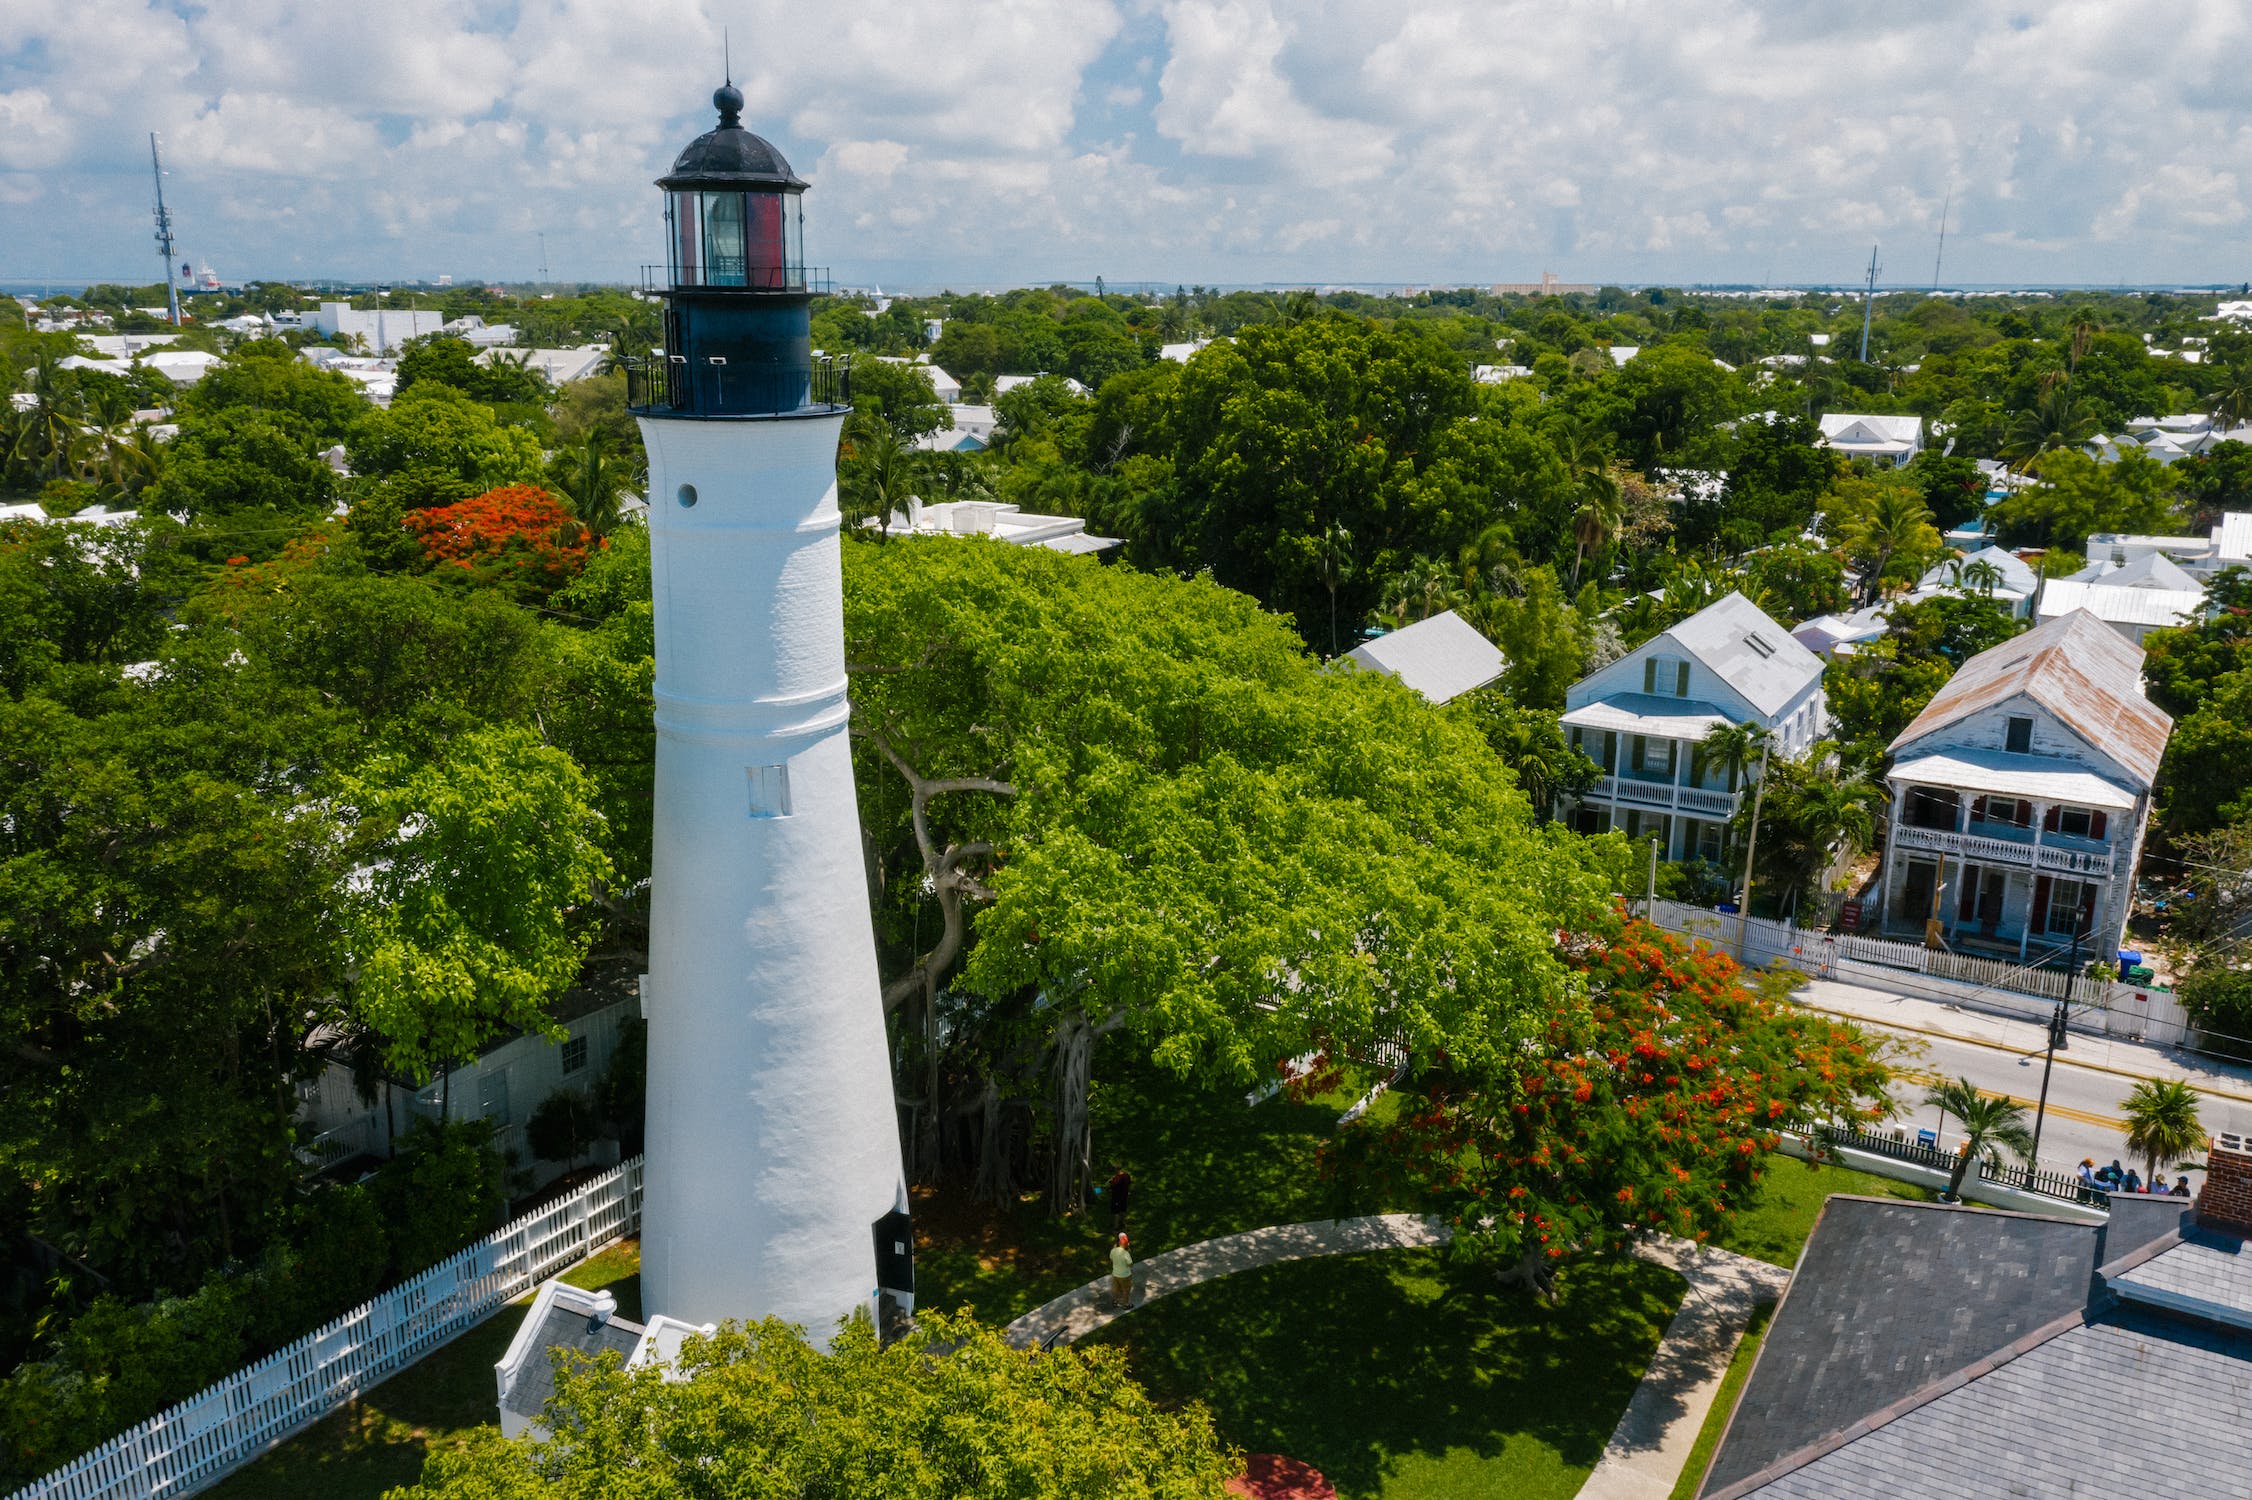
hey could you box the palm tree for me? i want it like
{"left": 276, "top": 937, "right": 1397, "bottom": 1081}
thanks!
{"left": 552, "top": 427, "right": 633, "bottom": 539}
{"left": 1702, "top": 721, "right": 1772, "bottom": 933}
{"left": 2120, "top": 1078, "right": 2205, "bottom": 1186}
{"left": 1317, "top": 522, "right": 1354, "bottom": 657}
{"left": 837, "top": 414, "right": 921, "bottom": 541}
{"left": 1376, "top": 557, "right": 1460, "bottom": 629}
{"left": 1763, "top": 759, "right": 1884, "bottom": 914}
{"left": 1569, "top": 468, "right": 1625, "bottom": 589}
{"left": 1959, "top": 557, "right": 2004, "bottom": 597}
{"left": 2208, "top": 362, "right": 2252, "bottom": 435}
{"left": 1923, "top": 1076, "right": 2037, "bottom": 1202}
{"left": 1841, "top": 488, "right": 1938, "bottom": 607}
{"left": 2002, "top": 374, "right": 2096, "bottom": 468}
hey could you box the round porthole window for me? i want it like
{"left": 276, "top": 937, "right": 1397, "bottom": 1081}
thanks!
{"left": 676, "top": 483, "right": 698, "bottom": 508}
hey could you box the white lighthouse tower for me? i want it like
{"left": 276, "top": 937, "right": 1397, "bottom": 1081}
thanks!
{"left": 631, "top": 84, "right": 911, "bottom": 1337}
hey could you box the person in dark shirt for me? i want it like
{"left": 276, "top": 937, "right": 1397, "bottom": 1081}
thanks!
{"left": 1108, "top": 1167, "right": 1133, "bottom": 1233}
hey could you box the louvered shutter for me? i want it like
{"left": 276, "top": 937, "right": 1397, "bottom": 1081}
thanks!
{"left": 1644, "top": 657, "right": 1658, "bottom": 693}
{"left": 2030, "top": 875, "right": 2052, "bottom": 932}
{"left": 1957, "top": 868, "right": 1978, "bottom": 922}
{"left": 1676, "top": 661, "right": 1690, "bottom": 697}
{"left": 2090, "top": 810, "right": 2108, "bottom": 839}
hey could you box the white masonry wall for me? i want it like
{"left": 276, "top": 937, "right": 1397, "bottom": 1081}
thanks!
{"left": 635, "top": 409, "right": 905, "bottom": 1340}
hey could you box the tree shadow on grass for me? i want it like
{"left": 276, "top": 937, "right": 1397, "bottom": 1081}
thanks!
{"left": 1089, "top": 1248, "right": 1684, "bottom": 1500}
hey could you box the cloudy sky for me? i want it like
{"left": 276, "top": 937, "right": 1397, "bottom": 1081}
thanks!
{"left": 4, "top": 0, "right": 2252, "bottom": 291}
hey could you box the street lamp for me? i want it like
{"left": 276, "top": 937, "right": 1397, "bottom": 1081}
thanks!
{"left": 2025, "top": 920, "right": 2083, "bottom": 1190}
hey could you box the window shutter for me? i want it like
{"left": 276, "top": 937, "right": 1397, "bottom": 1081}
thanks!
{"left": 1644, "top": 657, "right": 1658, "bottom": 693}
{"left": 2078, "top": 883, "right": 2097, "bottom": 931}
{"left": 1665, "top": 739, "right": 1679, "bottom": 776}
{"left": 2090, "top": 810, "right": 2108, "bottom": 839}
{"left": 1676, "top": 661, "right": 1690, "bottom": 697}
{"left": 2042, "top": 805, "right": 2060, "bottom": 833}
{"left": 2030, "top": 876, "right": 2051, "bottom": 932}
{"left": 1632, "top": 735, "right": 1647, "bottom": 772}
{"left": 1956, "top": 869, "right": 1978, "bottom": 922}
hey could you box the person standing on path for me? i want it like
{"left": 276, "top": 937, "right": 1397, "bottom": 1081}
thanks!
{"left": 1108, "top": 1167, "right": 1133, "bottom": 1233}
{"left": 1110, "top": 1233, "right": 1134, "bottom": 1308}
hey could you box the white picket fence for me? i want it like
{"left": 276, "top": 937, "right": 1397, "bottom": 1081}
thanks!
{"left": 1641, "top": 898, "right": 2202, "bottom": 1047}
{"left": 10, "top": 1157, "right": 646, "bottom": 1500}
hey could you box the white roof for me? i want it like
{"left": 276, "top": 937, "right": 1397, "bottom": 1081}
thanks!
{"left": 1344, "top": 610, "right": 1504, "bottom": 705}
{"left": 1920, "top": 546, "right": 2038, "bottom": 596}
{"left": 1037, "top": 532, "right": 1122, "bottom": 555}
{"left": 1608, "top": 345, "right": 1640, "bottom": 366}
{"left": 2098, "top": 551, "right": 2204, "bottom": 592}
{"left": 2213, "top": 512, "right": 2252, "bottom": 566}
{"left": 1818, "top": 413, "right": 1923, "bottom": 450}
{"left": 1160, "top": 339, "right": 1212, "bottom": 363}
{"left": 1560, "top": 695, "right": 1733, "bottom": 739}
{"left": 487, "top": 346, "right": 607, "bottom": 384}
{"left": 993, "top": 373, "right": 1088, "bottom": 396}
{"left": 1663, "top": 591, "right": 1825, "bottom": 718}
{"left": 2034, "top": 580, "right": 2203, "bottom": 631}
{"left": 1888, "top": 749, "right": 2137, "bottom": 810}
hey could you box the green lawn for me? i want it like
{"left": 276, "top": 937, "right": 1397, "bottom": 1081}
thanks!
{"left": 1713, "top": 1157, "right": 1934, "bottom": 1269}
{"left": 916, "top": 1061, "right": 1407, "bottom": 1325}
{"left": 204, "top": 1241, "right": 642, "bottom": 1500}
{"left": 1088, "top": 1248, "right": 1687, "bottom": 1500}
{"left": 1668, "top": 1299, "right": 1775, "bottom": 1500}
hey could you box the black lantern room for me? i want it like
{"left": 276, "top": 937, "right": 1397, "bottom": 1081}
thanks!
{"left": 635, "top": 85, "right": 846, "bottom": 417}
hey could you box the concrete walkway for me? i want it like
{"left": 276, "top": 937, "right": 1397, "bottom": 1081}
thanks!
{"left": 1575, "top": 1238, "right": 1791, "bottom": 1500}
{"left": 1002, "top": 1215, "right": 1790, "bottom": 1500}
{"left": 1001, "top": 1213, "right": 1449, "bottom": 1349}
{"left": 1794, "top": 978, "right": 2252, "bottom": 1105}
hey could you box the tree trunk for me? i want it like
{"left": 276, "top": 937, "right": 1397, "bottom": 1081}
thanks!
{"left": 1049, "top": 1012, "right": 1097, "bottom": 1214}
{"left": 970, "top": 1076, "right": 1011, "bottom": 1205}
{"left": 1946, "top": 1148, "right": 1973, "bottom": 1202}
{"left": 1495, "top": 1246, "right": 1557, "bottom": 1301}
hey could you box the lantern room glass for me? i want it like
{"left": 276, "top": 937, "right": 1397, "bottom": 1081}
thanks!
{"left": 668, "top": 190, "right": 805, "bottom": 290}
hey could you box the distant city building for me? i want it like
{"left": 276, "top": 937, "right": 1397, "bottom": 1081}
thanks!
{"left": 307, "top": 301, "right": 444, "bottom": 355}
{"left": 1490, "top": 272, "right": 1595, "bottom": 296}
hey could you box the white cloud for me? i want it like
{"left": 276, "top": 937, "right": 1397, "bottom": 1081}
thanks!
{"left": 4, "top": 1, "right": 2252, "bottom": 285}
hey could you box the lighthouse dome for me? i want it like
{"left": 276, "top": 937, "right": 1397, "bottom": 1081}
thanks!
{"left": 658, "top": 85, "right": 807, "bottom": 191}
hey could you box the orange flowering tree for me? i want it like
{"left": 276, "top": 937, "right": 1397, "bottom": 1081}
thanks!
{"left": 1314, "top": 919, "right": 1891, "bottom": 1295}
{"left": 401, "top": 484, "right": 593, "bottom": 597}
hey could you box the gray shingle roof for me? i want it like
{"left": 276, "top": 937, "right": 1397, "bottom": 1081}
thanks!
{"left": 500, "top": 1301, "right": 643, "bottom": 1420}
{"left": 1703, "top": 1198, "right": 2100, "bottom": 1495}
{"left": 1738, "top": 1309, "right": 2252, "bottom": 1500}
{"left": 1664, "top": 592, "right": 1825, "bottom": 718}
{"left": 2116, "top": 1225, "right": 2252, "bottom": 1323}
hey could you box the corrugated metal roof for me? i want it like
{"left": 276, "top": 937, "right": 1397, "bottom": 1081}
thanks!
{"left": 1889, "top": 609, "right": 2173, "bottom": 788}
{"left": 1560, "top": 695, "right": 1734, "bottom": 738}
{"left": 2034, "top": 579, "right": 2204, "bottom": 629}
{"left": 2213, "top": 510, "right": 2252, "bottom": 565}
{"left": 1887, "top": 749, "right": 2137, "bottom": 809}
{"left": 1666, "top": 592, "right": 1826, "bottom": 718}
{"left": 1344, "top": 610, "right": 1505, "bottom": 705}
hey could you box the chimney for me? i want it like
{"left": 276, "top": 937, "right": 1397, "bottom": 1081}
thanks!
{"left": 2196, "top": 1132, "right": 2252, "bottom": 1235}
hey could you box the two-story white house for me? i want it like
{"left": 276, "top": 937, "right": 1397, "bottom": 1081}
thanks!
{"left": 1877, "top": 609, "right": 2172, "bottom": 960}
{"left": 1559, "top": 593, "right": 1828, "bottom": 862}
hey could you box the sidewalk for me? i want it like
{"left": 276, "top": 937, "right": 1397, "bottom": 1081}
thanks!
{"left": 1792, "top": 978, "right": 2252, "bottom": 1106}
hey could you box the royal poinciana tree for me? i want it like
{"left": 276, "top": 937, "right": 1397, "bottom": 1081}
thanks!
{"left": 1316, "top": 919, "right": 1890, "bottom": 1295}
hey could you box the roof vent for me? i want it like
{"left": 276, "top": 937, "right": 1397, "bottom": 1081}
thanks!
{"left": 588, "top": 1290, "right": 618, "bottom": 1328}
{"left": 1744, "top": 633, "right": 1775, "bottom": 658}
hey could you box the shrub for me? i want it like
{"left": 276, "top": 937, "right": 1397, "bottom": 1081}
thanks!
{"left": 2180, "top": 962, "right": 2252, "bottom": 1061}
{"left": 371, "top": 1120, "right": 506, "bottom": 1278}
{"left": 525, "top": 1090, "right": 604, "bottom": 1177}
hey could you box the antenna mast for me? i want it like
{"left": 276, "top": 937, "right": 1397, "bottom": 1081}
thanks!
{"left": 1932, "top": 188, "right": 1951, "bottom": 291}
{"left": 1858, "top": 243, "right": 1880, "bottom": 363}
{"left": 538, "top": 230, "right": 549, "bottom": 284}
{"left": 149, "top": 133, "right": 181, "bottom": 327}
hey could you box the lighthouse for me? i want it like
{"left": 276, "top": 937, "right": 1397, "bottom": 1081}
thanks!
{"left": 631, "top": 84, "right": 911, "bottom": 1337}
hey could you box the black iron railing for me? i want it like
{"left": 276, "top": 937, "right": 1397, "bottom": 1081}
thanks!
{"left": 624, "top": 353, "right": 850, "bottom": 417}
{"left": 640, "top": 264, "right": 834, "bottom": 295}
{"left": 1814, "top": 1124, "right": 2110, "bottom": 1208}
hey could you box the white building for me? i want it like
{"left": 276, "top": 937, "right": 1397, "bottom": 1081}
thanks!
{"left": 1559, "top": 592, "right": 1828, "bottom": 861}
{"left": 486, "top": 345, "right": 608, "bottom": 385}
{"left": 2032, "top": 578, "right": 2203, "bottom": 645}
{"left": 1878, "top": 609, "right": 2171, "bottom": 959}
{"left": 1817, "top": 413, "right": 1924, "bottom": 467}
{"left": 1914, "top": 545, "right": 2040, "bottom": 619}
{"left": 1344, "top": 610, "right": 1504, "bottom": 704}
{"left": 444, "top": 315, "right": 520, "bottom": 348}
{"left": 1161, "top": 338, "right": 1213, "bottom": 363}
{"left": 494, "top": 1279, "right": 710, "bottom": 1440}
{"left": 891, "top": 499, "right": 1118, "bottom": 555}
{"left": 942, "top": 403, "right": 996, "bottom": 444}
{"left": 871, "top": 355, "right": 959, "bottom": 402}
{"left": 307, "top": 302, "right": 445, "bottom": 355}
{"left": 993, "top": 373, "right": 1089, "bottom": 397}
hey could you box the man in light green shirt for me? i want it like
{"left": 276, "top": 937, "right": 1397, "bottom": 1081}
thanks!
{"left": 1110, "top": 1233, "right": 1133, "bottom": 1307}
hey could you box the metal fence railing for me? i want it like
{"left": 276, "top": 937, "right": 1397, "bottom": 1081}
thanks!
{"left": 10, "top": 1157, "right": 646, "bottom": 1500}
{"left": 623, "top": 353, "right": 850, "bottom": 417}
{"left": 1812, "top": 1124, "right": 2112, "bottom": 1209}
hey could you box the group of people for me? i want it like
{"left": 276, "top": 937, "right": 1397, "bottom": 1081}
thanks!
{"left": 2079, "top": 1158, "right": 2192, "bottom": 1197}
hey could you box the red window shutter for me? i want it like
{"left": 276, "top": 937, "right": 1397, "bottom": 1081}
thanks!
{"left": 2079, "top": 883, "right": 2097, "bottom": 930}
{"left": 2031, "top": 875, "right": 2052, "bottom": 932}
{"left": 2090, "top": 810, "right": 2108, "bottom": 839}
{"left": 2042, "top": 804, "right": 2060, "bottom": 833}
{"left": 1957, "top": 869, "right": 1979, "bottom": 921}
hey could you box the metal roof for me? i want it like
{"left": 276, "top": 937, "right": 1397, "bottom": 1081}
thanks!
{"left": 1560, "top": 695, "right": 1734, "bottom": 739}
{"left": 1888, "top": 608, "right": 2172, "bottom": 789}
{"left": 1887, "top": 748, "right": 2138, "bottom": 809}
{"left": 2034, "top": 578, "right": 2204, "bottom": 630}
{"left": 657, "top": 86, "right": 807, "bottom": 192}
{"left": 1665, "top": 592, "right": 1826, "bottom": 718}
{"left": 1917, "top": 545, "right": 2038, "bottom": 595}
{"left": 2214, "top": 510, "right": 2252, "bottom": 565}
{"left": 1345, "top": 610, "right": 1505, "bottom": 705}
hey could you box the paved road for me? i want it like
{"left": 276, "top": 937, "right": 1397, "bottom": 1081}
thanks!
{"left": 1795, "top": 978, "right": 2252, "bottom": 1189}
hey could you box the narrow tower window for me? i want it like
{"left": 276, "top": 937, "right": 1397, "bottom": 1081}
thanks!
{"left": 677, "top": 483, "right": 698, "bottom": 508}
{"left": 747, "top": 764, "right": 792, "bottom": 818}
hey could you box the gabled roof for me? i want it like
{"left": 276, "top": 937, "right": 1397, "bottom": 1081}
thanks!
{"left": 2098, "top": 550, "right": 2205, "bottom": 592}
{"left": 1917, "top": 545, "right": 2037, "bottom": 596}
{"left": 1817, "top": 413, "right": 1922, "bottom": 448}
{"left": 1345, "top": 610, "right": 1505, "bottom": 705}
{"left": 2210, "top": 510, "right": 2252, "bottom": 566}
{"left": 1889, "top": 609, "right": 2172, "bottom": 787}
{"left": 2034, "top": 578, "right": 2204, "bottom": 631}
{"left": 497, "top": 1281, "right": 644, "bottom": 1424}
{"left": 1663, "top": 592, "right": 1825, "bottom": 718}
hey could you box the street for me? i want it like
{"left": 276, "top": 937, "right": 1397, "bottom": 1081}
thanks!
{"left": 1793, "top": 979, "right": 2252, "bottom": 1191}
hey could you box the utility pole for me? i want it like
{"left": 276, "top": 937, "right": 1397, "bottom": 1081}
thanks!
{"left": 2026, "top": 922, "right": 2083, "bottom": 1189}
{"left": 1858, "top": 244, "right": 1880, "bottom": 363}
{"left": 149, "top": 133, "right": 181, "bottom": 327}
{"left": 538, "top": 231, "right": 549, "bottom": 285}
{"left": 1734, "top": 742, "right": 1772, "bottom": 962}
{"left": 1931, "top": 188, "right": 1951, "bottom": 291}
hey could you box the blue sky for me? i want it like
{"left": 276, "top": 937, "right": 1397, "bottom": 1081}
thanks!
{"left": 4, "top": 1, "right": 2252, "bottom": 291}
